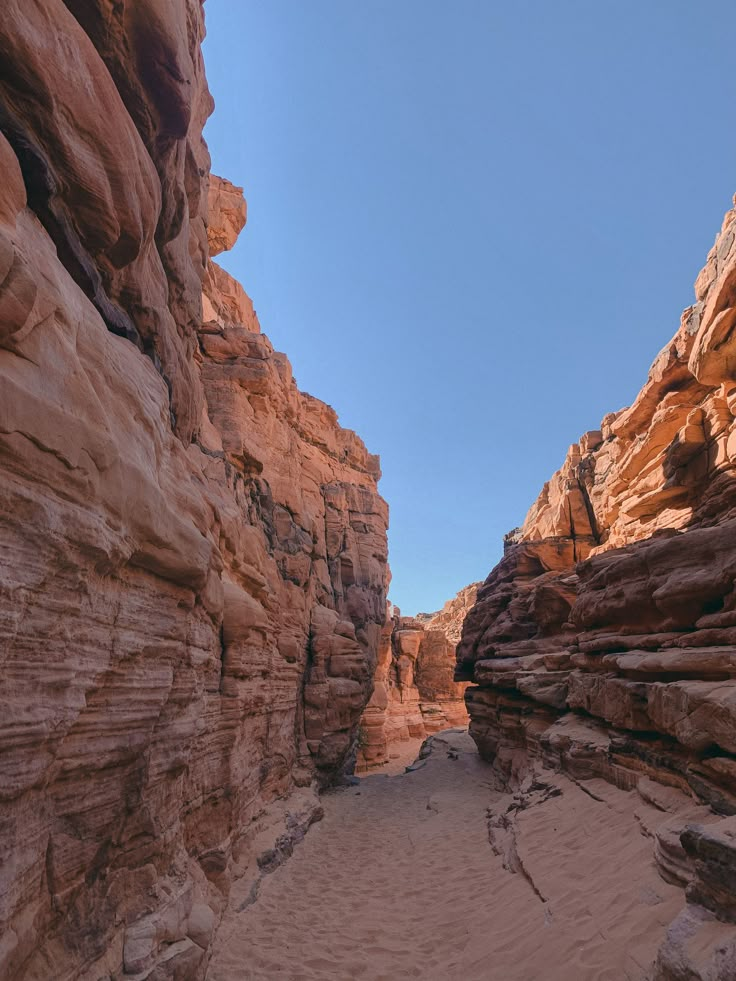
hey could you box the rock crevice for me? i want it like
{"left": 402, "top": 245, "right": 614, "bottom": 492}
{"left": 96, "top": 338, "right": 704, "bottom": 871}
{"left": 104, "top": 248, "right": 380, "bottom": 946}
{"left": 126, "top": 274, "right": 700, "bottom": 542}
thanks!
{"left": 357, "top": 584, "right": 479, "bottom": 770}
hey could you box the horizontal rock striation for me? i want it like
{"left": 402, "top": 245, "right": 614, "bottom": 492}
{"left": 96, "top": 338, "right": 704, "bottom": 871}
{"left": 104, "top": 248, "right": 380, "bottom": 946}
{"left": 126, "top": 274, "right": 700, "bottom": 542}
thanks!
{"left": 457, "top": 199, "right": 736, "bottom": 977}
{"left": 0, "top": 5, "right": 388, "bottom": 980}
{"left": 358, "top": 584, "right": 478, "bottom": 770}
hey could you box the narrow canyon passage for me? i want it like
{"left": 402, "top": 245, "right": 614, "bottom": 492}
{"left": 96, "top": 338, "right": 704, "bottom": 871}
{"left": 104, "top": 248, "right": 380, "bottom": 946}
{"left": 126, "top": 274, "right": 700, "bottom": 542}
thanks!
{"left": 208, "top": 731, "right": 684, "bottom": 981}
{"left": 4, "top": 5, "right": 736, "bottom": 979}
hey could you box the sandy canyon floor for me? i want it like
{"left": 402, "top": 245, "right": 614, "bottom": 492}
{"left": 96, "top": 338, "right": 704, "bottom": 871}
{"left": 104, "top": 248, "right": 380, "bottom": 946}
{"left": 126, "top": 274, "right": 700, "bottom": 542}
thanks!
{"left": 207, "top": 731, "right": 685, "bottom": 981}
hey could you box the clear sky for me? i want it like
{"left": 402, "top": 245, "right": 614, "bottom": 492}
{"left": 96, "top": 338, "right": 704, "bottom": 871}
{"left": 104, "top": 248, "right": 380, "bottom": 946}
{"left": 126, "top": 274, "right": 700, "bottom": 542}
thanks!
{"left": 203, "top": 0, "right": 736, "bottom": 616}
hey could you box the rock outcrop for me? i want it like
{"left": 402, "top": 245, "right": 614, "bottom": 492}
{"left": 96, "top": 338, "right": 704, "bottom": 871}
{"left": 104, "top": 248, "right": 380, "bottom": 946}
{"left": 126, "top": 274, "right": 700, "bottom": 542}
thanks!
{"left": 0, "top": 6, "right": 388, "bottom": 980}
{"left": 457, "top": 199, "right": 736, "bottom": 978}
{"left": 358, "top": 585, "right": 478, "bottom": 769}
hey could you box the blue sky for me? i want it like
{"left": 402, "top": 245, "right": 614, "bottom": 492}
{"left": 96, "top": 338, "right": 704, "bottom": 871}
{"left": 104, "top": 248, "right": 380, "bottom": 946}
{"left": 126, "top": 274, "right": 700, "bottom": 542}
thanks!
{"left": 203, "top": 1, "right": 736, "bottom": 615}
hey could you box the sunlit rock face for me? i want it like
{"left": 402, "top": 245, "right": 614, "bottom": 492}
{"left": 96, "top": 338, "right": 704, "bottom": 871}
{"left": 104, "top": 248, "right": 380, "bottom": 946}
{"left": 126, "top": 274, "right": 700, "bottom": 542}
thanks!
{"left": 457, "top": 199, "right": 736, "bottom": 979}
{"left": 0, "top": 6, "right": 388, "bottom": 979}
{"left": 358, "top": 584, "right": 478, "bottom": 769}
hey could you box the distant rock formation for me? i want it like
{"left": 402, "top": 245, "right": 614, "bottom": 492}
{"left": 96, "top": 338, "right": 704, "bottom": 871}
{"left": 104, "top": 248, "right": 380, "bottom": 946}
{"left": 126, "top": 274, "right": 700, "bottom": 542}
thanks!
{"left": 0, "top": 5, "right": 387, "bottom": 979}
{"left": 457, "top": 199, "right": 736, "bottom": 979}
{"left": 358, "top": 584, "right": 479, "bottom": 769}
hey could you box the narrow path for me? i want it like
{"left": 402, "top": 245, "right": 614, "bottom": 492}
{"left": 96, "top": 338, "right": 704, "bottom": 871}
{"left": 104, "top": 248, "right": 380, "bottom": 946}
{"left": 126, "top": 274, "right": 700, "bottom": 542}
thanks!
{"left": 208, "top": 731, "right": 683, "bottom": 981}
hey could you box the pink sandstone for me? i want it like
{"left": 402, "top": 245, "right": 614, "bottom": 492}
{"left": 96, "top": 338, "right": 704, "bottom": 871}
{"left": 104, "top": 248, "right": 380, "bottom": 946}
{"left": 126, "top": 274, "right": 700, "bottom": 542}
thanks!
{"left": 358, "top": 584, "right": 479, "bottom": 770}
{"left": 0, "top": 5, "right": 388, "bottom": 978}
{"left": 458, "top": 197, "right": 736, "bottom": 978}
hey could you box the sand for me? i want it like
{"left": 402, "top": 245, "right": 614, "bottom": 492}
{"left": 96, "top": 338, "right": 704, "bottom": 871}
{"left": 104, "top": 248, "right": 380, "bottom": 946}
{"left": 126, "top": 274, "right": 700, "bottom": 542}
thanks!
{"left": 207, "top": 730, "right": 685, "bottom": 981}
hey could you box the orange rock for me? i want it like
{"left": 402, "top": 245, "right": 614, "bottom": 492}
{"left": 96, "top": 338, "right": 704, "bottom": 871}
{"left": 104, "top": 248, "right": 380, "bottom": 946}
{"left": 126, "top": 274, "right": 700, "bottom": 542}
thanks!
{"left": 207, "top": 175, "right": 247, "bottom": 256}
{"left": 357, "top": 585, "right": 479, "bottom": 769}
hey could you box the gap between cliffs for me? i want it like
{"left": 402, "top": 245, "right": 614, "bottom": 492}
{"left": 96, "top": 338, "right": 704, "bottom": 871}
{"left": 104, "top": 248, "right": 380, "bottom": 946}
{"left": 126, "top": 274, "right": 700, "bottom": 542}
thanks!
{"left": 3, "top": 4, "right": 736, "bottom": 981}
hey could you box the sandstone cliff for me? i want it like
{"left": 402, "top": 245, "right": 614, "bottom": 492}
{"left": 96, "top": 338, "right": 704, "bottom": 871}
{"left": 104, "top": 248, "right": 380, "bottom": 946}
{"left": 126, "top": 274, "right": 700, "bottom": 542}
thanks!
{"left": 0, "top": 5, "right": 388, "bottom": 979}
{"left": 457, "top": 200, "right": 736, "bottom": 977}
{"left": 358, "top": 585, "right": 477, "bottom": 770}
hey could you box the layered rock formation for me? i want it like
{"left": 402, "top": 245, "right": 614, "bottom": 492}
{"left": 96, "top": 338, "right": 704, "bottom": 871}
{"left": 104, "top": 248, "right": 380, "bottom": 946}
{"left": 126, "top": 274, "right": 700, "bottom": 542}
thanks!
{"left": 358, "top": 585, "right": 477, "bottom": 770}
{"left": 457, "top": 200, "right": 736, "bottom": 977}
{"left": 0, "top": 5, "right": 388, "bottom": 979}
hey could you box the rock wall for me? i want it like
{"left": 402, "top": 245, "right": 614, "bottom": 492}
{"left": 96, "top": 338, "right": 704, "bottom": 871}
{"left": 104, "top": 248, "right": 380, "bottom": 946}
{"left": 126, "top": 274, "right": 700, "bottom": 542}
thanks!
{"left": 0, "top": 5, "right": 388, "bottom": 980}
{"left": 457, "top": 199, "right": 736, "bottom": 977}
{"left": 358, "top": 584, "right": 477, "bottom": 769}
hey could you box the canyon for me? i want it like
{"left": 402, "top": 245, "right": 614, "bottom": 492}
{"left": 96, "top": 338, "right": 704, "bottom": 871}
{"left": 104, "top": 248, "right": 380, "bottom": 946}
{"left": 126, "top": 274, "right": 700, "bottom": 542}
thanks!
{"left": 1, "top": 3, "right": 736, "bottom": 981}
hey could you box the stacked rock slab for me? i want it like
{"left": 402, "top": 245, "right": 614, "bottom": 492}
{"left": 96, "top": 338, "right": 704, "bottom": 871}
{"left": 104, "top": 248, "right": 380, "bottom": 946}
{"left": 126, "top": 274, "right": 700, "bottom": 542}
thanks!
{"left": 0, "top": 6, "right": 388, "bottom": 980}
{"left": 358, "top": 584, "right": 478, "bottom": 769}
{"left": 457, "top": 199, "right": 736, "bottom": 977}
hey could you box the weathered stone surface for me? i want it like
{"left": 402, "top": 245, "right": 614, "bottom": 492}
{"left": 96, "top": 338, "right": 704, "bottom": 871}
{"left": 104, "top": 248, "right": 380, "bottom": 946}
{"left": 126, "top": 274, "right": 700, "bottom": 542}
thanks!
{"left": 0, "top": 6, "right": 388, "bottom": 979}
{"left": 357, "top": 584, "right": 478, "bottom": 769}
{"left": 458, "top": 197, "right": 736, "bottom": 976}
{"left": 0, "top": 0, "right": 214, "bottom": 442}
{"left": 207, "top": 176, "right": 247, "bottom": 257}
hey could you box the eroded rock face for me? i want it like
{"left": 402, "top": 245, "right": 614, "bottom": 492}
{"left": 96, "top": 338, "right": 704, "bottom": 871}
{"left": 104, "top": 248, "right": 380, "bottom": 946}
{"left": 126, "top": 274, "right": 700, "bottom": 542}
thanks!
{"left": 457, "top": 198, "right": 736, "bottom": 978}
{"left": 0, "top": 8, "right": 388, "bottom": 980}
{"left": 358, "top": 585, "right": 478, "bottom": 769}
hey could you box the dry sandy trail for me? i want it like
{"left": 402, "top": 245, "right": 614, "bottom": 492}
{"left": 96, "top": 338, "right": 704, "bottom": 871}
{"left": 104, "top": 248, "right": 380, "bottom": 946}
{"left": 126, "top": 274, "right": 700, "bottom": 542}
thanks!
{"left": 207, "top": 730, "right": 684, "bottom": 981}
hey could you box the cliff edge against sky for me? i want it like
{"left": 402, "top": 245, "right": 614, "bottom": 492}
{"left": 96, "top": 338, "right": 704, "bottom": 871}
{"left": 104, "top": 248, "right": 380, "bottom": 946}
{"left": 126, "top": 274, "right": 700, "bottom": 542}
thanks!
{"left": 0, "top": 4, "right": 388, "bottom": 978}
{"left": 458, "top": 198, "right": 736, "bottom": 978}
